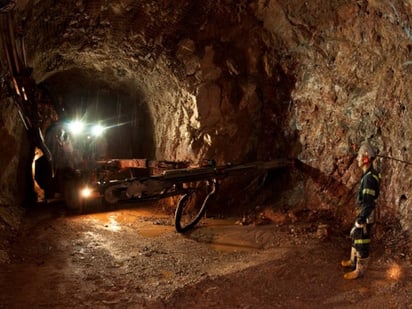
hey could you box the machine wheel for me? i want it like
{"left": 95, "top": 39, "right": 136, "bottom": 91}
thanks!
{"left": 103, "top": 185, "right": 123, "bottom": 204}
{"left": 174, "top": 180, "right": 216, "bottom": 233}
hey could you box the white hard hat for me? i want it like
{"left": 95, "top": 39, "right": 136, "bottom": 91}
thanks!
{"left": 358, "top": 140, "right": 375, "bottom": 158}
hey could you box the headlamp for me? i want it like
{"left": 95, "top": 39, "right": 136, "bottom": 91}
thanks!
{"left": 67, "top": 120, "right": 106, "bottom": 137}
{"left": 91, "top": 124, "right": 105, "bottom": 137}
{"left": 80, "top": 187, "right": 92, "bottom": 198}
{"left": 68, "top": 120, "right": 85, "bottom": 135}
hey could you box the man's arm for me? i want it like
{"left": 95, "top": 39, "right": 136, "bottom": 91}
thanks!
{"left": 356, "top": 175, "right": 379, "bottom": 224}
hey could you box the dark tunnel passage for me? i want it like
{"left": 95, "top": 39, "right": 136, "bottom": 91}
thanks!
{"left": 41, "top": 69, "right": 156, "bottom": 159}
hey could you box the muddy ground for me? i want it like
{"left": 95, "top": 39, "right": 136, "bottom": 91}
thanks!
{"left": 0, "top": 200, "right": 411, "bottom": 309}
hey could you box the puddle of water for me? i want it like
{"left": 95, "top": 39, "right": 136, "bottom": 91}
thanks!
{"left": 73, "top": 208, "right": 175, "bottom": 237}
{"left": 137, "top": 225, "right": 175, "bottom": 238}
{"left": 210, "top": 242, "right": 260, "bottom": 253}
{"left": 76, "top": 207, "right": 167, "bottom": 224}
{"left": 208, "top": 231, "right": 261, "bottom": 253}
{"left": 191, "top": 219, "right": 264, "bottom": 253}
{"left": 72, "top": 209, "right": 272, "bottom": 252}
{"left": 107, "top": 215, "right": 121, "bottom": 232}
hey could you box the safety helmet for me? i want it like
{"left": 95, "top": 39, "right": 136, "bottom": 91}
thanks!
{"left": 358, "top": 140, "right": 375, "bottom": 159}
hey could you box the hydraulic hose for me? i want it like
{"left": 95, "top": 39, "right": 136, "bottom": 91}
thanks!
{"left": 376, "top": 154, "right": 412, "bottom": 166}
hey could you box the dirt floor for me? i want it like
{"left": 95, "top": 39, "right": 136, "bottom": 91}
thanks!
{"left": 0, "top": 200, "right": 411, "bottom": 309}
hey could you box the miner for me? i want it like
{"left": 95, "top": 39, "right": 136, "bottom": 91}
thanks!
{"left": 341, "top": 140, "right": 381, "bottom": 279}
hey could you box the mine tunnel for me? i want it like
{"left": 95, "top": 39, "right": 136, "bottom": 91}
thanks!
{"left": 41, "top": 68, "right": 155, "bottom": 159}
{"left": 0, "top": 0, "right": 412, "bottom": 307}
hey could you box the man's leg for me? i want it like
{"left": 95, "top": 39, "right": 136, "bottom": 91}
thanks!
{"left": 343, "top": 225, "right": 371, "bottom": 280}
{"left": 341, "top": 246, "right": 357, "bottom": 268}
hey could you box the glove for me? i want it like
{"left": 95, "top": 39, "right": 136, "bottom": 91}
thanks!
{"left": 355, "top": 221, "right": 368, "bottom": 234}
{"left": 355, "top": 221, "right": 364, "bottom": 228}
{"left": 350, "top": 221, "right": 366, "bottom": 238}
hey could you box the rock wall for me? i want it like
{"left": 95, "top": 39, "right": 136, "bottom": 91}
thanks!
{"left": 264, "top": 0, "right": 412, "bottom": 231}
{"left": 0, "top": 0, "right": 411, "bottom": 236}
{"left": 0, "top": 98, "right": 31, "bottom": 261}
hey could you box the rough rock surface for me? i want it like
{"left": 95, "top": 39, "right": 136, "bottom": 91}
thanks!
{"left": 0, "top": 0, "right": 411, "bottom": 287}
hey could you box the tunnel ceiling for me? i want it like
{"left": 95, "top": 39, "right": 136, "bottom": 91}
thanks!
{"left": 19, "top": 0, "right": 297, "bottom": 164}
{"left": 25, "top": 1, "right": 296, "bottom": 161}
{"left": 1, "top": 0, "right": 412, "bottom": 234}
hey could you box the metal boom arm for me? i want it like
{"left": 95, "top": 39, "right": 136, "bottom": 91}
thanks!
{"left": 98, "top": 158, "right": 292, "bottom": 232}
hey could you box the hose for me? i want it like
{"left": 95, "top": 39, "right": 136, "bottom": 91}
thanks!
{"left": 376, "top": 154, "right": 412, "bottom": 166}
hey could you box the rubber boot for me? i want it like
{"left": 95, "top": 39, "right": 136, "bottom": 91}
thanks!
{"left": 344, "top": 257, "right": 368, "bottom": 280}
{"left": 341, "top": 247, "right": 356, "bottom": 268}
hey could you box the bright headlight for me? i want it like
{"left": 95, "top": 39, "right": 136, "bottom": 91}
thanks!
{"left": 91, "top": 124, "right": 105, "bottom": 136}
{"left": 68, "top": 120, "right": 85, "bottom": 135}
{"left": 80, "top": 187, "right": 92, "bottom": 198}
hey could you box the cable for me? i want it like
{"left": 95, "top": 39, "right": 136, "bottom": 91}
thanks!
{"left": 376, "top": 154, "right": 412, "bottom": 166}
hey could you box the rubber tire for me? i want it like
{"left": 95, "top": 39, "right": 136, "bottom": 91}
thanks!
{"left": 104, "top": 185, "right": 123, "bottom": 204}
{"left": 174, "top": 191, "right": 208, "bottom": 233}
